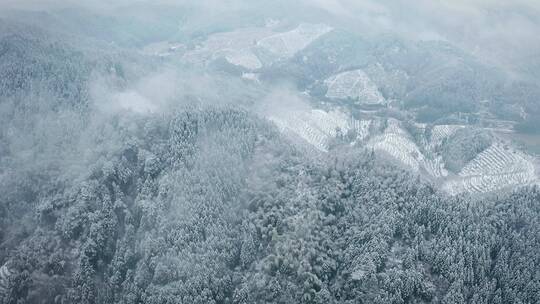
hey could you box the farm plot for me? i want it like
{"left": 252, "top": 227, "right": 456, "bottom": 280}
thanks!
{"left": 257, "top": 23, "right": 333, "bottom": 59}
{"left": 443, "top": 143, "right": 538, "bottom": 194}
{"left": 324, "top": 69, "right": 386, "bottom": 105}
{"left": 182, "top": 27, "right": 273, "bottom": 69}
{"left": 269, "top": 109, "right": 363, "bottom": 152}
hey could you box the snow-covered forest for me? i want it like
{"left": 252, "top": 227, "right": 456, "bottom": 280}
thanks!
{"left": 1, "top": 1, "right": 540, "bottom": 303}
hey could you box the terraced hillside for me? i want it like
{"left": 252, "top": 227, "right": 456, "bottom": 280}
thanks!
{"left": 257, "top": 23, "right": 333, "bottom": 59}
{"left": 177, "top": 22, "right": 540, "bottom": 196}
{"left": 181, "top": 23, "right": 332, "bottom": 69}
{"left": 0, "top": 264, "right": 9, "bottom": 299}
{"left": 368, "top": 119, "right": 447, "bottom": 177}
{"left": 429, "top": 124, "right": 464, "bottom": 147}
{"left": 182, "top": 27, "right": 273, "bottom": 69}
{"left": 366, "top": 122, "right": 538, "bottom": 192}
{"left": 350, "top": 119, "right": 372, "bottom": 141}
{"left": 443, "top": 143, "right": 538, "bottom": 194}
{"left": 370, "top": 131, "right": 423, "bottom": 172}
{"left": 324, "top": 69, "right": 386, "bottom": 105}
{"left": 268, "top": 109, "right": 364, "bottom": 152}
{"left": 269, "top": 110, "right": 538, "bottom": 194}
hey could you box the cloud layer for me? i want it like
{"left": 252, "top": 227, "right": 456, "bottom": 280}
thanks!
{"left": 302, "top": 0, "right": 540, "bottom": 72}
{"left": 2, "top": 0, "right": 539, "bottom": 74}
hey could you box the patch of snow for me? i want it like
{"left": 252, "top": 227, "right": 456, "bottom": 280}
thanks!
{"left": 350, "top": 119, "right": 372, "bottom": 141}
{"left": 429, "top": 124, "right": 464, "bottom": 148}
{"left": 241, "top": 72, "right": 260, "bottom": 83}
{"left": 0, "top": 264, "right": 10, "bottom": 295}
{"left": 257, "top": 23, "right": 333, "bottom": 59}
{"left": 370, "top": 133, "right": 422, "bottom": 172}
{"left": 114, "top": 91, "right": 157, "bottom": 114}
{"left": 269, "top": 108, "right": 359, "bottom": 152}
{"left": 223, "top": 49, "right": 263, "bottom": 69}
{"left": 368, "top": 119, "right": 447, "bottom": 177}
{"left": 324, "top": 70, "right": 386, "bottom": 105}
{"left": 183, "top": 27, "right": 273, "bottom": 69}
{"left": 443, "top": 143, "right": 538, "bottom": 194}
{"left": 143, "top": 41, "right": 185, "bottom": 57}
{"left": 368, "top": 120, "right": 423, "bottom": 172}
{"left": 265, "top": 18, "right": 281, "bottom": 28}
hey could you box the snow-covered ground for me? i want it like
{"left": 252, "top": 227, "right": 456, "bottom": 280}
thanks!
{"left": 443, "top": 143, "right": 538, "bottom": 194}
{"left": 0, "top": 264, "right": 10, "bottom": 296}
{"left": 143, "top": 42, "right": 186, "bottom": 57}
{"left": 370, "top": 122, "right": 538, "bottom": 193}
{"left": 324, "top": 70, "right": 386, "bottom": 105}
{"left": 223, "top": 49, "right": 263, "bottom": 70}
{"left": 241, "top": 72, "right": 261, "bottom": 82}
{"left": 272, "top": 114, "right": 449, "bottom": 178}
{"left": 257, "top": 23, "right": 333, "bottom": 59}
{"left": 367, "top": 119, "right": 447, "bottom": 177}
{"left": 269, "top": 108, "right": 362, "bottom": 152}
{"left": 182, "top": 27, "right": 274, "bottom": 69}
{"left": 209, "top": 32, "right": 540, "bottom": 195}
{"left": 181, "top": 23, "right": 332, "bottom": 69}
{"left": 350, "top": 119, "right": 372, "bottom": 141}
{"left": 423, "top": 156, "right": 448, "bottom": 178}
{"left": 271, "top": 108, "right": 537, "bottom": 194}
{"left": 370, "top": 133, "right": 423, "bottom": 172}
{"left": 429, "top": 124, "right": 464, "bottom": 148}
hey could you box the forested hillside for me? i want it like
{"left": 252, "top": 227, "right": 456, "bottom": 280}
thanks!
{"left": 1, "top": 102, "right": 540, "bottom": 303}
{"left": 1, "top": 2, "right": 540, "bottom": 304}
{"left": 0, "top": 86, "right": 540, "bottom": 303}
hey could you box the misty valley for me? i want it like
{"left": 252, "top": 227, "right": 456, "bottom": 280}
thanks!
{"left": 1, "top": 2, "right": 540, "bottom": 304}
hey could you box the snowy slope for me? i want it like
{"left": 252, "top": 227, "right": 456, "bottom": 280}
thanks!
{"left": 0, "top": 264, "right": 10, "bottom": 297}
{"left": 368, "top": 119, "right": 447, "bottom": 177}
{"left": 442, "top": 143, "right": 537, "bottom": 194}
{"left": 270, "top": 108, "right": 537, "bottom": 194}
{"left": 182, "top": 23, "right": 332, "bottom": 69}
{"left": 257, "top": 23, "right": 333, "bottom": 59}
{"left": 269, "top": 108, "right": 365, "bottom": 152}
{"left": 429, "top": 125, "right": 464, "bottom": 148}
{"left": 183, "top": 27, "right": 274, "bottom": 69}
{"left": 324, "top": 69, "right": 386, "bottom": 105}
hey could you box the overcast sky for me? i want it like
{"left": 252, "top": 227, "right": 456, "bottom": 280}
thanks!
{"left": 303, "top": 0, "right": 540, "bottom": 71}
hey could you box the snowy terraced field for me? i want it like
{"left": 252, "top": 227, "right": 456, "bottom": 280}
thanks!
{"left": 369, "top": 120, "right": 422, "bottom": 172}
{"left": 370, "top": 133, "right": 423, "bottom": 172}
{"left": 459, "top": 144, "right": 530, "bottom": 175}
{"left": 443, "top": 143, "right": 538, "bottom": 194}
{"left": 223, "top": 50, "right": 263, "bottom": 70}
{"left": 257, "top": 23, "right": 333, "bottom": 59}
{"left": 444, "top": 171, "right": 536, "bottom": 195}
{"left": 0, "top": 264, "right": 9, "bottom": 296}
{"left": 309, "top": 109, "right": 350, "bottom": 134}
{"left": 324, "top": 70, "right": 386, "bottom": 105}
{"left": 182, "top": 23, "right": 332, "bottom": 69}
{"left": 271, "top": 114, "right": 329, "bottom": 151}
{"left": 423, "top": 156, "right": 448, "bottom": 178}
{"left": 430, "top": 125, "right": 464, "bottom": 147}
{"left": 182, "top": 27, "right": 274, "bottom": 69}
{"left": 273, "top": 112, "right": 537, "bottom": 194}
{"left": 369, "top": 122, "right": 538, "bottom": 193}
{"left": 350, "top": 119, "right": 372, "bottom": 141}
{"left": 368, "top": 119, "right": 447, "bottom": 177}
{"left": 269, "top": 109, "right": 364, "bottom": 152}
